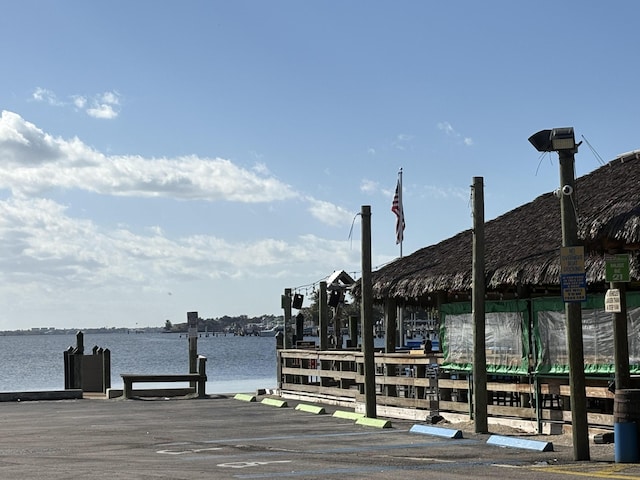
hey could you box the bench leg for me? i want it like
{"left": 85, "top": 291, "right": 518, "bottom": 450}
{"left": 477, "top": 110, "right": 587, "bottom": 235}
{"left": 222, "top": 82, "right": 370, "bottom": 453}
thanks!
{"left": 198, "top": 378, "right": 206, "bottom": 398}
{"left": 123, "top": 380, "right": 133, "bottom": 399}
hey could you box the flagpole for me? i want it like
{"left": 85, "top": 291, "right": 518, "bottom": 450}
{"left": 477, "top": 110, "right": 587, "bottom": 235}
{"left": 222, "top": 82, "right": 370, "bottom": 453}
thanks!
{"left": 398, "top": 168, "right": 403, "bottom": 258}
{"left": 396, "top": 168, "right": 404, "bottom": 348}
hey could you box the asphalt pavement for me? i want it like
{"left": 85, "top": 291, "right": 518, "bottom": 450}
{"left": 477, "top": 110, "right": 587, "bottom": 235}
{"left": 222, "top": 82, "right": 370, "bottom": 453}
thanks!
{"left": 0, "top": 392, "right": 637, "bottom": 480}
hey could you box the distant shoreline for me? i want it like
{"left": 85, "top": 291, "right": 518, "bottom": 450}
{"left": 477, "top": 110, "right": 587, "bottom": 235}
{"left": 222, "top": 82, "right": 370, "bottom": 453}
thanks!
{"left": 0, "top": 327, "right": 164, "bottom": 336}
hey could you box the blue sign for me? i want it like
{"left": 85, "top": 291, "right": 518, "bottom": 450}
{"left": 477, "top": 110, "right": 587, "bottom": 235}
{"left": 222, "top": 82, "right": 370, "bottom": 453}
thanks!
{"left": 560, "top": 273, "right": 586, "bottom": 302}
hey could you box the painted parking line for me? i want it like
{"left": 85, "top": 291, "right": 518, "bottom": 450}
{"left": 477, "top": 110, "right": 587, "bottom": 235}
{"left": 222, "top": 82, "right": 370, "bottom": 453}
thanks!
{"left": 157, "top": 446, "right": 223, "bottom": 455}
{"left": 532, "top": 464, "right": 640, "bottom": 479}
{"left": 217, "top": 460, "right": 292, "bottom": 469}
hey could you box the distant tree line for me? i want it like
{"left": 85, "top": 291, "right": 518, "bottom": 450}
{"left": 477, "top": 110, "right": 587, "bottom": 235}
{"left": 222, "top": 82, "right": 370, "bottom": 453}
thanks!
{"left": 163, "top": 314, "right": 283, "bottom": 334}
{"left": 161, "top": 291, "right": 384, "bottom": 335}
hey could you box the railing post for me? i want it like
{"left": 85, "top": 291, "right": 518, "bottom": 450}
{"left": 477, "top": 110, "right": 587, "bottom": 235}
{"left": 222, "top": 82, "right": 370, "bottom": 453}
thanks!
{"left": 198, "top": 355, "right": 207, "bottom": 398}
{"left": 103, "top": 348, "right": 111, "bottom": 391}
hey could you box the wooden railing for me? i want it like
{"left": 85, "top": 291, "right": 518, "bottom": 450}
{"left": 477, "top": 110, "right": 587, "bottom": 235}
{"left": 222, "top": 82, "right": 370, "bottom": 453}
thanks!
{"left": 276, "top": 348, "right": 617, "bottom": 432}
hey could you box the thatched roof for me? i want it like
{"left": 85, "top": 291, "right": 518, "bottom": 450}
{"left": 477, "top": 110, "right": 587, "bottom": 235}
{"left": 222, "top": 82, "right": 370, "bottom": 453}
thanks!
{"left": 367, "top": 150, "right": 640, "bottom": 303}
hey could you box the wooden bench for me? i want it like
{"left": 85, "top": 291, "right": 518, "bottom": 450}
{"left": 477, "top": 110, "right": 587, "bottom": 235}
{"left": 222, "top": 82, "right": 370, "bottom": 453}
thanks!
{"left": 121, "top": 373, "right": 207, "bottom": 399}
{"left": 121, "top": 355, "right": 207, "bottom": 399}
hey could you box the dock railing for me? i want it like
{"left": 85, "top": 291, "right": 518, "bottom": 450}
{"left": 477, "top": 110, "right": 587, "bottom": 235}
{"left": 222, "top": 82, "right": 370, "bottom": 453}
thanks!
{"left": 277, "top": 348, "right": 617, "bottom": 432}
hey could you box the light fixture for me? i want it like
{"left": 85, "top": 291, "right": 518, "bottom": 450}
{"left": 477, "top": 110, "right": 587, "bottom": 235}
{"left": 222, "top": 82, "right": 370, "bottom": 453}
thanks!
{"left": 292, "top": 293, "right": 304, "bottom": 309}
{"left": 528, "top": 127, "right": 576, "bottom": 152}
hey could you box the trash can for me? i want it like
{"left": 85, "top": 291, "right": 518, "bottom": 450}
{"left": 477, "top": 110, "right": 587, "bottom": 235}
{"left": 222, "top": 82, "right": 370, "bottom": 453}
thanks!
{"left": 614, "top": 389, "right": 640, "bottom": 463}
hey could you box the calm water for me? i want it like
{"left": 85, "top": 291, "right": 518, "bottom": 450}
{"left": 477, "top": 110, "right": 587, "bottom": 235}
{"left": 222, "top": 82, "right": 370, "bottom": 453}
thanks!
{"left": 0, "top": 332, "right": 279, "bottom": 394}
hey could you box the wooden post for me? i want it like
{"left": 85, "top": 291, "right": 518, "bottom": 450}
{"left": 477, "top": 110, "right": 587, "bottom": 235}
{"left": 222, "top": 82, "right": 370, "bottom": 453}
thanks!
{"left": 103, "top": 348, "right": 111, "bottom": 391}
{"left": 348, "top": 315, "right": 358, "bottom": 348}
{"left": 384, "top": 298, "right": 397, "bottom": 397}
{"left": 319, "top": 281, "right": 330, "bottom": 386}
{"left": 187, "top": 312, "right": 198, "bottom": 390}
{"left": 75, "top": 331, "right": 84, "bottom": 354}
{"left": 333, "top": 303, "right": 342, "bottom": 349}
{"left": 283, "top": 288, "right": 292, "bottom": 349}
{"left": 198, "top": 355, "right": 207, "bottom": 398}
{"left": 558, "top": 148, "right": 590, "bottom": 461}
{"left": 319, "top": 281, "right": 329, "bottom": 350}
{"left": 73, "top": 331, "right": 84, "bottom": 389}
{"left": 385, "top": 298, "right": 397, "bottom": 353}
{"left": 295, "top": 312, "right": 304, "bottom": 345}
{"left": 612, "top": 280, "right": 630, "bottom": 390}
{"left": 361, "top": 205, "right": 376, "bottom": 418}
{"left": 472, "top": 176, "right": 488, "bottom": 433}
{"left": 63, "top": 346, "right": 72, "bottom": 389}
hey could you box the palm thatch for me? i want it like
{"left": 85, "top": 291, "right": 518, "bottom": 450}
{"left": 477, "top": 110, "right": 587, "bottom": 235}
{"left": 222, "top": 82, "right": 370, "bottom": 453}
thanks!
{"left": 366, "top": 150, "right": 640, "bottom": 303}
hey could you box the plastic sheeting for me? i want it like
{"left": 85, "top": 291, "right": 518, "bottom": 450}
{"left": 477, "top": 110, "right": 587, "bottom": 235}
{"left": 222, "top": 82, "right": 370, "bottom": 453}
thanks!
{"left": 439, "top": 292, "right": 640, "bottom": 376}
{"left": 532, "top": 293, "right": 640, "bottom": 374}
{"left": 440, "top": 301, "right": 529, "bottom": 374}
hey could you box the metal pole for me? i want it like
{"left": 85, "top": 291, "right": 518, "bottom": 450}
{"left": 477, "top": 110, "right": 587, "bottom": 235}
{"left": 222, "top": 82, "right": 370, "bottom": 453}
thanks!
{"left": 361, "top": 205, "right": 376, "bottom": 418}
{"left": 398, "top": 168, "right": 403, "bottom": 258}
{"left": 472, "top": 176, "right": 488, "bottom": 433}
{"left": 558, "top": 149, "right": 590, "bottom": 461}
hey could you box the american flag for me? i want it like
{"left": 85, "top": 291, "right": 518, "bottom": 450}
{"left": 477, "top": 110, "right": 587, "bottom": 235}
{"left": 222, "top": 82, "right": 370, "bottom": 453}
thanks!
{"left": 391, "top": 178, "right": 405, "bottom": 244}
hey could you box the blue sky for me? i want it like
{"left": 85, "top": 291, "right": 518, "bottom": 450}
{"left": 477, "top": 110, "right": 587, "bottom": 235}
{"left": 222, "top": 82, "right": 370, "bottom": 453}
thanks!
{"left": 1, "top": 1, "right": 639, "bottom": 330}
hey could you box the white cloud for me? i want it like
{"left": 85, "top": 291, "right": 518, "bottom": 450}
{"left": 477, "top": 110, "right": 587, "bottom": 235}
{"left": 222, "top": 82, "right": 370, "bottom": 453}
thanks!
{"left": 0, "top": 111, "right": 360, "bottom": 330}
{"left": 392, "top": 133, "right": 413, "bottom": 151}
{"left": 437, "top": 121, "right": 455, "bottom": 136}
{"left": 0, "top": 196, "right": 359, "bottom": 288}
{"left": 86, "top": 103, "right": 118, "bottom": 119}
{"left": 86, "top": 91, "right": 121, "bottom": 119}
{"left": 306, "top": 198, "right": 355, "bottom": 227}
{"left": 438, "top": 121, "right": 473, "bottom": 146}
{"left": 30, "top": 88, "right": 121, "bottom": 119}
{"left": 0, "top": 112, "right": 364, "bottom": 328}
{"left": 423, "top": 184, "right": 469, "bottom": 201}
{"left": 72, "top": 96, "right": 87, "bottom": 109}
{"left": 0, "top": 111, "right": 299, "bottom": 202}
{"left": 32, "top": 87, "right": 63, "bottom": 106}
{"left": 360, "top": 179, "right": 378, "bottom": 194}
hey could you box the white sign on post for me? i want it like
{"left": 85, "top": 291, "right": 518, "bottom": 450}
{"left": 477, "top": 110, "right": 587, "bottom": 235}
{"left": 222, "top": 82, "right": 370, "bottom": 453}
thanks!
{"left": 605, "top": 289, "right": 621, "bottom": 313}
{"left": 188, "top": 311, "right": 198, "bottom": 339}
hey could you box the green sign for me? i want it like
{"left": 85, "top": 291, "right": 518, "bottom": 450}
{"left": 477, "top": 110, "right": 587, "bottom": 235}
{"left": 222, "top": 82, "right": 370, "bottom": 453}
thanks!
{"left": 605, "top": 254, "right": 630, "bottom": 282}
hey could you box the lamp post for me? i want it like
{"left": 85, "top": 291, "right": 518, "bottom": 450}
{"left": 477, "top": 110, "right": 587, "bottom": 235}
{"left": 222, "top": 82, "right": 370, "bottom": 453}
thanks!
{"left": 529, "top": 127, "right": 590, "bottom": 461}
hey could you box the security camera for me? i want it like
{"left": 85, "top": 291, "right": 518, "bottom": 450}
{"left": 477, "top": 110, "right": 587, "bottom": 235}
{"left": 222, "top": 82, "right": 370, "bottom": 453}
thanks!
{"left": 561, "top": 185, "right": 573, "bottom": 196}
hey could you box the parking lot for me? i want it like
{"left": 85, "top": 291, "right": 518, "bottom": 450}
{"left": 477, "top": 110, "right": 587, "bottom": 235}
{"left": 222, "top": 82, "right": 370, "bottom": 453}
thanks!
{"left": 0, "top": 393, "right": 636, "bottom": 479}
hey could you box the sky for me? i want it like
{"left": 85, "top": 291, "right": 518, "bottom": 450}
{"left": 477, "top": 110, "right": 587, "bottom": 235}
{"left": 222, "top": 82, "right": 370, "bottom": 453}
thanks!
{"left": 1, "top": 1, "right": 639, "bottom": 330}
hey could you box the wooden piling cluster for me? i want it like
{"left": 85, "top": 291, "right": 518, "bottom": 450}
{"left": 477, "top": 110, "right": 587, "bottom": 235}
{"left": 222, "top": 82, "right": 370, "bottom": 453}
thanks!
{"left": 63, "top": 331, "right": 111, "bottom": 393}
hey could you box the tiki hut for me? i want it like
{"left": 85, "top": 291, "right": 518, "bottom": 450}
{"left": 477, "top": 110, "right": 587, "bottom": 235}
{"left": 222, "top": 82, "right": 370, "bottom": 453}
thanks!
{"left": 366, "top": 150, "right": 640, "bottom": 307}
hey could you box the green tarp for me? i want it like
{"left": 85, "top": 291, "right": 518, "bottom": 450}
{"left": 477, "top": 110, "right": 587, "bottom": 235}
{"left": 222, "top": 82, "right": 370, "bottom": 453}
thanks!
{"left": 439, "top": 292, "right": 640, "bottom": 375}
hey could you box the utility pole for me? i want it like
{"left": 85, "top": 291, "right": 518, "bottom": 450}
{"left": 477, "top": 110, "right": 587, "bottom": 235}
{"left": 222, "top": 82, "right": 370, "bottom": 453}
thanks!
{"left": 558, "top": 148, "right": 590, "bottom": 461}
{"left": 529, "top": 127, "right": 589, "bottom": 461}
{"left": 472, "top": 177, "right": 488, "bottom": 433}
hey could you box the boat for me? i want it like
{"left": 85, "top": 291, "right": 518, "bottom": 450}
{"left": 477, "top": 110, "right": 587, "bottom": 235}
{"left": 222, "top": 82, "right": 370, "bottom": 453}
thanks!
{"left": 259, "top": 325, "right": 284, "bottom": 337}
